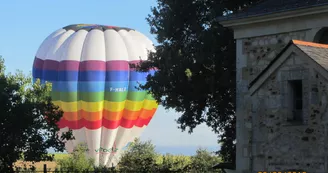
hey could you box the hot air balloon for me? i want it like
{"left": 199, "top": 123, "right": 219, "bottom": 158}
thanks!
{"left": 32, "top": 24, "right": 158, "bottom": 166}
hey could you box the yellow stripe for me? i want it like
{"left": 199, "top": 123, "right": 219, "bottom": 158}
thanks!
{"left": 52, "top": 100, "right": 158, "bottom": 112}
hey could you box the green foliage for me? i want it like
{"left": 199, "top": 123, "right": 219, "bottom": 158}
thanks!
{"left": 117, "top": 138, "right": 158, "bottom": 172}
{"left": 156, "top": 154, "right": 191, "bottom": 172}
{"left": 55, "top": 143, "right": 117, "bottom": 173}
{"left": 0, "top": 57, "right": 73, "bottom": 173}
{"left": 53, "top": 153, "right": 69, "bottom": 161}
{"left": 188, "top": 148, "right": 221, "bottom": 173}
{"left": 118, "top": 138, "right": 221, "bottom": 173}
{"left": 55, "top": 143, "right": 94, "bottom": 172}
{"left": 135, "top": 0, "right": 260, "bottom": 166}
{"left": 34, "top": 139, "right": 222, "bottom": 172}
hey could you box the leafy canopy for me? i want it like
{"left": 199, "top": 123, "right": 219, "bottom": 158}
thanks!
{"left": 118, "top": 138, "right": 158, "bottom": 172}
{"left": 55, "top": 143, "right": 95, "bottom": 172}
{"left": 55, "top": 138, "right": 221, "bottom": 173}
{"left": 136, "top": 0, "right": 260, "bottom": 165}
{"left": 0, "top": 57, "right": 73, "bottom": 173}
{"left": 118, "top": 138, "right": 220, "bottom": 173}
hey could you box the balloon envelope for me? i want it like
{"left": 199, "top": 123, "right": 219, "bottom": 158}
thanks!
{"left": 32, "top": 24, "right": 158, "bottom": 166}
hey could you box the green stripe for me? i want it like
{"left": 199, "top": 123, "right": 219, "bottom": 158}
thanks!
{"left": 50, "top": 91, "right": 155, "bottom": 102}
{"left": 145, "top": 94, "right": 155, "bottom": 100}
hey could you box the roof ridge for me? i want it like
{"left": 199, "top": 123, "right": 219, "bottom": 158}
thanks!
{"left": 249, "top": 38, "right": 328, "bottom": 91}
{"left": 217, "top": 0, "right": 328, "bottom": 22}
{"left": 292, "top": 40, "right": 328, "bottom": 49}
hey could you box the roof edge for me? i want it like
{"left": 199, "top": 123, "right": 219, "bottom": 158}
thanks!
{"left": 249, "top": 39, "right": 328, "bottom": 94}
{"left": 292, "top": 40, "right": 328, "bottom": 48}
{"left": 248, "top": 40, "right": 294, "bottom": 89}
{"left": 218, "top": 4, "right": 328, "bottom": 28}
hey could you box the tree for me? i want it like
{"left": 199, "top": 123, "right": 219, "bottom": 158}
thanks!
{"left": 136, "top": 0, "right": 260, "bottom": 166}
{"left": 157, "top": 154, "right": 191, "bottom": 172}
{"left": 55, "top": 143, "right": 117, "bottom": 173}
{"left": 157, "top": 149, "right": 220, "bottom": 173}
{"left": 55, "top": 143, "right": 94, "bottom": 172}
{"left": 0, "top": 57, "right": 73, "bottom": 173}
{"left": 117, "top": 138, "right": 220, "bottom": 173}
{"left": 188, "top": 148, "right": 221, "bottom": 173}
{"left": 117, "top": 138, "right": 158, "bottom": 172}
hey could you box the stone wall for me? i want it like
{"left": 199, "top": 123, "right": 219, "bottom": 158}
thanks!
{"left": 249, "top": 53, "right": 328, "bottom": 172}
{"left": 236, "top": 30, "right": 310, "bottom": 173}
{"left": 241, "top": 31, "right": 306, "bottom": 82}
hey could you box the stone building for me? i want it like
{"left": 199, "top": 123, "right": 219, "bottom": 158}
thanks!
{"left": 218, "top": 0, "right": 328, "bottom": 172}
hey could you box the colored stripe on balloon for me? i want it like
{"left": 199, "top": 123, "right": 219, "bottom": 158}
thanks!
{"left": 32, "top": 69, "right": 155, "bottom": 82}
{"left": 50, "top": 91, "right": 154, "bottom": 102}
{"left": 33, "top": 58, "right": 157, "bottom": 71}
{"left": 62, "top": 108, "right": 156, "bottom": 121}
{"left": 52, "top": 100, "right": 157, "bottom": 112}
{"left": 57, "top": 115, "right": 153, "bottom": 130}
{"left": 33, "top": 58, "right": 158, "bottom": 130}
{"left": 49, "top": 81, "right": 146, "bottom": 92}
{"left": 33, "top": 58, "right": 149, "bottom": 71}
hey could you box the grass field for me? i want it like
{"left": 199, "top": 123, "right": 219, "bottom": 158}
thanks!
{"left": 15, "top": 153, "right": 69, "bottom": 171}
{"left": 14, "top": 153, "right": 193, "bottom": 171}
{"left": 53, "top": 153, "right": 69, "bottom": 161}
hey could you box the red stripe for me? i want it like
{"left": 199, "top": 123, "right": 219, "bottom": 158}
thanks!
{"left": 33, "top": 58, "right": 158, "bottom": 71}
{"left": 57, "top": 116, "right": 153, "bottom": 130}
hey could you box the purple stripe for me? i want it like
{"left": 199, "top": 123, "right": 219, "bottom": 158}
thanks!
{"left": 33, "top": 58, "right": 146, "bottom": 71}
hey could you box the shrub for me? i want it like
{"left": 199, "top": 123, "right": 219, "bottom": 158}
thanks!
{"left": 117, "top": 138, "right": 158, "bottom": 172}
{"left": 54, "top": 143, "right": 94, "bottom": 172}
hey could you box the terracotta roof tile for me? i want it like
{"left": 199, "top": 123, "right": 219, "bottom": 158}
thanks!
{"left": 293, "top": 40, "right": 328, "bottom": 70}
{"left": 249, "top": 40, "right": 328, "bottom": 88}
{"left": 293, "top": 40, "right": 328, "bottom": 48}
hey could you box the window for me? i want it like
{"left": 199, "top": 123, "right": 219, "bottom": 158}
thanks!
{"left": 318, "top": 31, "right": 328, "bottom": 44}
{"left": 314, "top": 27, "right": 328, "bottom": 44}
{"left": 288, "top": 80, "right": 303, "bottom": 122}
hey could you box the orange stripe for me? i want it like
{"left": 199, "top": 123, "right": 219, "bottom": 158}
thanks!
{"left": 139, "top": 108, "right": 155, "bottom": 119}
{"left": 292, "top": 40, "right": 328, "bottom": 48}
{"left": 63, "top": 109, "right": 157, "bottom": 121}
{"left": 138, "top": 107, "right": 154, "bottom": 119}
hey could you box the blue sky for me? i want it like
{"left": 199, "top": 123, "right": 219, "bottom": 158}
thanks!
{"left": 0, "top": 0, "right": 218, "bottom": 155}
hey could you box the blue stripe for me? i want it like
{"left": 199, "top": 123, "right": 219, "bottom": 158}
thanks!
{"left": 32, "top": 81, "right": 148, "bottom": 92}
{"left": 32, "top": 69, "right": 154, "bottom": 82}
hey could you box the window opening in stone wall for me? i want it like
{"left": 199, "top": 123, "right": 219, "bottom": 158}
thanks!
{"left": 314, "top": 27, "right": 328, "bottom": 44}
{"left": 287, "top": 80, "right": 303, "bottom": 123}
{"left": 318, "top": 30, "right": 328, "bottom": 44}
